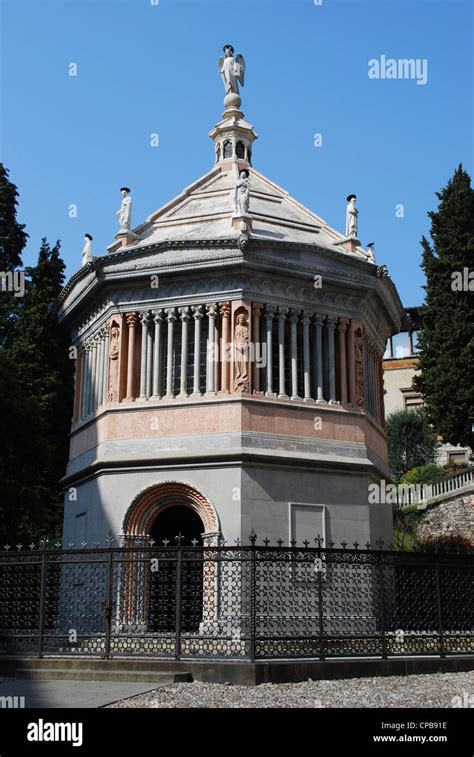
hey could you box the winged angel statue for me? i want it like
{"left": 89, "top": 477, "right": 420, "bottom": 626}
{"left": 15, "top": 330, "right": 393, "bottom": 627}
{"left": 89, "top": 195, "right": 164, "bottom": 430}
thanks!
{"left": 218, "top": 45, "right": 245, "bottom": 96}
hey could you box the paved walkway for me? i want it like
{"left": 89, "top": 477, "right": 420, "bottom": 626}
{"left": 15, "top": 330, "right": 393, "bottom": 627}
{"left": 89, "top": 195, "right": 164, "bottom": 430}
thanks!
{"left": 0, "top": 678, "right": 160, "bottom": 708}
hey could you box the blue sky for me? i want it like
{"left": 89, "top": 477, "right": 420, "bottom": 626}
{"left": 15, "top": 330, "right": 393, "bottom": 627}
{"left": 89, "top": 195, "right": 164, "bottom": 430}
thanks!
{"left": 1, "top": 0, "right": 472, "bottom": 306}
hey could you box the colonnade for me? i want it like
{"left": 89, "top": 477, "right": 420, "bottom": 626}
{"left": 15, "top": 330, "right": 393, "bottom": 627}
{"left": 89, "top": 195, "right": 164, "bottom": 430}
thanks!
{"left": 74, "top": 301, "right": 384, "bottom": 426}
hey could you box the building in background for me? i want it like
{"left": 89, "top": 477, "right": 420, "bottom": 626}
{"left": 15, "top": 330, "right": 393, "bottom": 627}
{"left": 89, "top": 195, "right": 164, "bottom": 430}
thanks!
{"left": 383, "top": 307, "right": 472, "bottom": 467}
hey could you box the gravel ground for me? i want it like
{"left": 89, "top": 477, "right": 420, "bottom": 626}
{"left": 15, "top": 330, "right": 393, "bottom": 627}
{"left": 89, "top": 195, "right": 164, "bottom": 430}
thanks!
{"left": 107, "top": 671, "right": 473, "bottom": 708}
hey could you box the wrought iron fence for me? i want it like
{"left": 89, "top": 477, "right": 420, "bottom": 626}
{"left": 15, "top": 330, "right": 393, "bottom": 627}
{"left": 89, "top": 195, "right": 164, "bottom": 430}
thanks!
{"left": 0, "top": 537, "right": 472, "bottom": 661}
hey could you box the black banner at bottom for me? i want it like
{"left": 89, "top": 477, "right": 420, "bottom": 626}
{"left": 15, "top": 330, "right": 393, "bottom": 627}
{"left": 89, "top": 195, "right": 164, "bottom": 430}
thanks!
{"left": 0, "top": 707, "right": 472, "bottom": 755}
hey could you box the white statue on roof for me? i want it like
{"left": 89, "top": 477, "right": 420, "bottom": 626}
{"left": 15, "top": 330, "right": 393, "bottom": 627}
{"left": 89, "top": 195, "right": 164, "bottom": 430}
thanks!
{"left": 218, "top": 45, "right": 245, "bottom": 96}
{"left": 345, "top": 194, "right": 358, "bottom": 238}
{"left": 234, "top": 170, "right": 250, "bottom": 216}
{"left": 116, "top": 187, "right": 132, "bottom": 231}
{"left": 81, "top": 234, "right": 93, "bottom": 266}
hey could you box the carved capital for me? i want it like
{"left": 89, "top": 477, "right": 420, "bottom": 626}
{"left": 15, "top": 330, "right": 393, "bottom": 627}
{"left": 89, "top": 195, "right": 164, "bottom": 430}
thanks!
{"left": 153, "top": 309, "right": 164, "bottom": 324}
{"left": 313, "top": 313, "right": 326, "bottom": 327}
{"left": 192, "top": 304, "right": 204, "bottom": 320}
{"left": 264, "top": 304, "right": 276, "bottom": 320}
{"left": 252, "top": 302, "right": 264, "bottom": 317}
{"left": 206, "top": 303, "right": 218, "bottom": 319}
{"left": 289, "top": 308, "right": 301, "bottom": 323}
{"left": 178, "top": 306, "right": 191, "bottom": 322}
{"left": 165, "top": 307, "right": 177, "bottom": 323}
{"left": 126, "top": 312, "right": 139, "bottom": 329}
{"left": 277, "top": 307, "right": 288, "bottom": 322}
{"left": 326, "top": 316, "right": 337, "bottom": 330}
{"left": 219, "top": 302, "right": 231, "bottom": 319}
{"left": 139, "top": 312, "right": 150, "bottom": 327}
{"left": 337, "top": 317, "right": 350, "bottom": 334}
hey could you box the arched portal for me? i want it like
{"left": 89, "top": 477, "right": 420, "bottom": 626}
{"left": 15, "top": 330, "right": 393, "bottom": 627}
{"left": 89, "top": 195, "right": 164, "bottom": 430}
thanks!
{"left": 120, "top": 482, "right": 220, "bottom": 635}
{"left": 123, "top": 481, "right": 220, "bottom": 543}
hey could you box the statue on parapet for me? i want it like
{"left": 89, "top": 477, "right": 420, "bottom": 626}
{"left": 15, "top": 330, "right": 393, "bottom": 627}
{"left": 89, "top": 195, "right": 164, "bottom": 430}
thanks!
{"left": 116, "top": 187, "right": 132, "bottom": 231}
{"left": 345, "top": 194, "right": 358, "bottom": 238}
{"left": 81, "top": 234, "right": 93, "bottom": 267}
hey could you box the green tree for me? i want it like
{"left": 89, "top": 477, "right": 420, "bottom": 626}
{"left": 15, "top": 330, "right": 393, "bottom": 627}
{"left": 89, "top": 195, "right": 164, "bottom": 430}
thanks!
{"left": 0, "top": 349, "right": 48, "bottom": 542}
{"left": 0, "top": 164, "right": 28, "bottom": 346}
{"left": 386, "top": 409, "right": 438, "bottom": 482}
{"left": 9, "top": 239, "right": 74, "bottom": 540}
{"left": 413, "top": 166, "right": 474, "bottom": 448}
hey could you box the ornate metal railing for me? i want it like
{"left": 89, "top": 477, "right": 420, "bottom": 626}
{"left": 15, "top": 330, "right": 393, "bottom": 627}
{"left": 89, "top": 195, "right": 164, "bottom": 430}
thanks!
{"left": 0, "top": 537, "right": 472, "bottom": 661}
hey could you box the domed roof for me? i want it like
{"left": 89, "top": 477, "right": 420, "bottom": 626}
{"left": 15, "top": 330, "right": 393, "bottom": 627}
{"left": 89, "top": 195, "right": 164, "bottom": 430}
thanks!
{"left": 106, "top": 162, "right": 368, "bottom": 261}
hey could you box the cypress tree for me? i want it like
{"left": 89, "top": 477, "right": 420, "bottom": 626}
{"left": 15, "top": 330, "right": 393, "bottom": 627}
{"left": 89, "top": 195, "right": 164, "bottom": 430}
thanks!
{"left": 9, "top": 239, "right": 74, "bottom": 539}
{"left": 0, "top": 164, "right": 28, "bottom": 346}
{"left": 413, "top": 166, "right": 474, "bottom": 449}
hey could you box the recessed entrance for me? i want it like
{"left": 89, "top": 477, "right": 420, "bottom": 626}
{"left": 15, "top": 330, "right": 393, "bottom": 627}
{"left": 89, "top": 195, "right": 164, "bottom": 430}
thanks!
{"left": 149, "top": 505, "right": 204, "bottom": 546}
{"left": 149, "top": 505, "right": 204, "bottom": 633}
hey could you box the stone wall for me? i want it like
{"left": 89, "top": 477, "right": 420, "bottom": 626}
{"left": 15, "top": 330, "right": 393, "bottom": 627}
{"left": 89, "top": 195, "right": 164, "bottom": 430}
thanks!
{"left": 416, "top": 494, "right": 474, "bottom": 544}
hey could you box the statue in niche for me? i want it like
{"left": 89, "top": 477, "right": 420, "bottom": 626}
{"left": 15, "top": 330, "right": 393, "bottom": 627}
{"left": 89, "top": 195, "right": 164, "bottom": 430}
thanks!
{"left": 218, "top": 45, "right": 245, "bottom": 96}
{"left": 345, "top": 194, "right": 358, "bottom": 238}
{"left": 354, "top": 326, "right": 364, "bottom": 407}
{"left": 116, "top": 187, "right": 132, "bottom": 231}
{"left": 234, "top": 170, "right": 250, "bottom": 216}
{"left": 233, "top": 313, "right": 250, "bottom": 392}
{"left": 107, "top": 323, "right": 120, "bottom": 402}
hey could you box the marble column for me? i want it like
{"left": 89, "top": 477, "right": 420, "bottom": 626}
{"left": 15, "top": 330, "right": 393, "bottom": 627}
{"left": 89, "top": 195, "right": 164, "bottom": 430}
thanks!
{"left": 146, "top": 317, "right": 153, "bottom": 399}
{"left": 277, "top": 307, "right": 288, "bottom": 399}
{"left": 126, "top": 313, "right": 138, "bottom": 400}
{"left": 192, "top": 305, "right": 203, "bottom": 397}
{"left": 252, "top": 303, "right": 263, "bottom": 394}
{"left": 102, "top": 327, "right": 109, "bottom": 405}
{"left": 337, "top": 318, "right": 349, "bottom": 404}
{"left": 219, "top": 303, "right": 231, "bottom": 394}
{"left": 205, "top": 304, "right": 218, "bottom": 395}
{"left": 151, "top": 310, "right": 164, "bottom": 399}
{"left": 139, "top": 313, "right": 149, "bottom": 400}
{"left": 165, "top": 308, "right": 177, "bottom": 399}
{"left": 264, "top": 305, "right": 276, "bottom": 397}
{"left": 90, "top": 337, "right": 98, "bottom": 412}
{"left": 314, "top": 314, "right": 326, "bottom": 403}
{"left": 289, "top": 309, "right": 300, "bottom": 400}
{"left": 178, "top": 307, "right": 190, "bottom": 398}
{"left": 96, "top": 331, "right": 104, "bottom": 407}
{"left": 80, "top": 347, "right": 88, "bottom": 418}
{"left": 302, "top": 312, "right": 312, "bottom": 401}
{"left": 326, "top": 316, "right": 337, "bottom": 404}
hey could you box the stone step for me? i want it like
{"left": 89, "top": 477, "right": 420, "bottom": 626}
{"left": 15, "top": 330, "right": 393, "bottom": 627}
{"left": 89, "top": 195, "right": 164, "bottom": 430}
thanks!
{"left": 15, "top": 667, "right": 192, "bottom": 683}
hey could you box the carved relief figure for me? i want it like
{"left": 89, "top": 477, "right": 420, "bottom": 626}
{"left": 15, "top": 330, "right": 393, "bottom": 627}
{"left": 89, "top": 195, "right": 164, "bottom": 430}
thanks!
{"left": 354, "top": 326, "right": 364, "bottom": 407}
{"left": 233, "top": 313, "right": 250, "bottom": 392}
{"left": 107, "top": 323, "right": 120, "bottom": 402}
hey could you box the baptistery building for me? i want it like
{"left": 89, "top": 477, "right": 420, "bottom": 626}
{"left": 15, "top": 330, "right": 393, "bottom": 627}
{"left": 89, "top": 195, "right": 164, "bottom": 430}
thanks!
{"left": 58, "top": 50, "right": 404, "bottom": 551}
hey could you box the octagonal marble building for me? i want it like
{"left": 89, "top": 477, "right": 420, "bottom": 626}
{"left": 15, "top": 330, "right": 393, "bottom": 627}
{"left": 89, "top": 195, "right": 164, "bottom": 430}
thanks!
{"left": 58, "top": 82, "right": 404, "bottom": 551}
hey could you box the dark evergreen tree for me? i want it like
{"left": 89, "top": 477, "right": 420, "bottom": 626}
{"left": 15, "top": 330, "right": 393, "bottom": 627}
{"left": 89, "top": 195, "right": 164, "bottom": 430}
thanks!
{"left": 0, "top": 349, "right": 48, "bottom": 542}
{"left": 413, "top": 166, "right": 474, "bottom": 448}
{"left": 9, "top": 239, "right": 74, "bottom": 540}
{"left": 386, "top": 409, "right": 438, "bottom": 482}
{"left": 0, "top": 164, "right": 28, "bottom": 346}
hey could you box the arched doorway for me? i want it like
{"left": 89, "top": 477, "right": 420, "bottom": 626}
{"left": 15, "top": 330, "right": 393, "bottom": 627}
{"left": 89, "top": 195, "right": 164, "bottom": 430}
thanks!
{"left": 149, "top": 505, "right": 204, "bottom": 632}
{"left": 149, "top": 505, "right": 204, "bottom": 546}
{"left": 122, "top": 482, "right": 220, "bottom": 635}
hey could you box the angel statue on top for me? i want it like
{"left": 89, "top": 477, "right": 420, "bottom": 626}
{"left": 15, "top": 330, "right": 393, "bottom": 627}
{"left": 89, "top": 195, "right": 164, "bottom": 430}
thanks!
{"left": 218, "top": 44, "right": 245, "bottom": 96}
